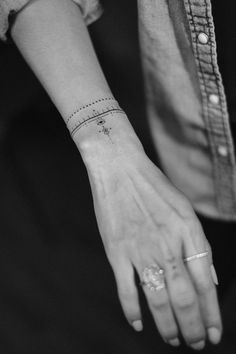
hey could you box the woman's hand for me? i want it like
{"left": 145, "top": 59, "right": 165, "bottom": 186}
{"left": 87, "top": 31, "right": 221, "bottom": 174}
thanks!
{"left": 84, "top": 148, "right": 222, "bottom": 350}
{"left": 9, "top": 0, "right": 221, "bottom": 346}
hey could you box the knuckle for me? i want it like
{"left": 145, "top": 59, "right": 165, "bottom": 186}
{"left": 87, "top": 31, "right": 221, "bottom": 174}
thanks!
{"left": 164, "top": 256, "right": 183, "bottom": 281}
{"left": 162, "top": 250, "right": 180, "bottom": 275}
{"left": 151, "top": 298, "right": 169, "bottom": 313}
{"left": 171, "top": 268, "right": 182, "bottom": 281}
{"left": 160, "top": 244, "right": 183, "bottom": 279}
{"left": 164, "top": 252, "right": 177, "bottom": 265}
{"left": 174, "top": 292, "right": 196, "bottom": 310}
{"left": 197, "top": 278, "right": 215, "bottom": 295}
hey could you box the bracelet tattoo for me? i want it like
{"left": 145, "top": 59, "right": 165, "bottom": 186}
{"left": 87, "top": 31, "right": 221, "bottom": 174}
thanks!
{"left": 66, "top": 97, "right": 116, "bottom": 124}
{"left": 66, "top": 99, "right": 126, "bottom": 144}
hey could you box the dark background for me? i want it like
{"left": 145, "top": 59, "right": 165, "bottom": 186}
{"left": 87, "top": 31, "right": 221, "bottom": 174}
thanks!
{"left": 0, "top": 1, "right": 235, "bottom": 353}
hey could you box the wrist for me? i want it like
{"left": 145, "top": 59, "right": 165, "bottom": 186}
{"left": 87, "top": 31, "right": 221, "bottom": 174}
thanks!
{"left": 66, "top": 101, "right": 145, "bottom": 167}
{"left": 78, "top": 113, "right": 145, "bottom": 167}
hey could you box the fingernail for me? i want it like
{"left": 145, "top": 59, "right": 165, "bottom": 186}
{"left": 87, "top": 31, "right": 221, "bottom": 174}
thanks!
{"left": 207, "top": 327, "right": 221, "bottom": 344}
{"left": 169, "top": 338, "right": 180, "bottom": 346}
{"left": 132, "top": 320, "right": 143, "bottom": 331}
{"left": 210, "top": 264, "right": 219, "bottom": 285}
{"left": 190, "top": 340, "right": 205, "bottom": 350}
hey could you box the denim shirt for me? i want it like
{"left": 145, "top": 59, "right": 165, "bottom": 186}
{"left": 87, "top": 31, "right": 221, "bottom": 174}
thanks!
{"left": 137, "top": 0, "right": 236, "bottom": 221}
{"left": 1, "top": 0, "right": 236, "bottom": 221}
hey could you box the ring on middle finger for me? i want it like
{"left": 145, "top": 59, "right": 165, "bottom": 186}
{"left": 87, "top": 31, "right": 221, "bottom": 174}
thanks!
{"left": 140, "top": 263, "right": 165, "bottom": 291}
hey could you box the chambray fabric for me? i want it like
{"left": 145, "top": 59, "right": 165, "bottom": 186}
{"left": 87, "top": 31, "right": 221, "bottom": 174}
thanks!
{"left": 0, "top": 0, "right": 103, "bottom": 41}
{"left": 137, "top": 0, "right": 236, "bottom": 220}
{"left": 0, "top": 0, "right": 236, "bottom": 220}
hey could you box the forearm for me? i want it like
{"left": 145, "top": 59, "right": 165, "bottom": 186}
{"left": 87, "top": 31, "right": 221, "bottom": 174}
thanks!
{"left": 10, "top": 0, "right": 144, "bottom": 162}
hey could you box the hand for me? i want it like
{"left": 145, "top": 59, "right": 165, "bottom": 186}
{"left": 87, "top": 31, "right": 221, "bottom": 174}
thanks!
{"left": 85, "top": 148, "right": 222, "bottom": 350}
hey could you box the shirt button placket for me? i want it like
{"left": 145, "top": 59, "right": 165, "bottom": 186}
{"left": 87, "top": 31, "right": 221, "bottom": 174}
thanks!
{"left": 183, "top": 0, "right": 236, "bottom": 215}
{"left": 195, "top": 3, "right": 235, "bottom": 213}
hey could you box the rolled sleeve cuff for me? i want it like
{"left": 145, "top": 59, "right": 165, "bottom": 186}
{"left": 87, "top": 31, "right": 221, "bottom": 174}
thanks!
{"left": 0, "top": 0, "right": 103, "bottom": 41}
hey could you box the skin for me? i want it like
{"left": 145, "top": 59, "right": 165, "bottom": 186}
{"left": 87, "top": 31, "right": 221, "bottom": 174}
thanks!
{"left": 81, "top": 116, "right": 222, "bottom": 349}
{"left": 10, "top": 0, "right": 223, "bottom": 350}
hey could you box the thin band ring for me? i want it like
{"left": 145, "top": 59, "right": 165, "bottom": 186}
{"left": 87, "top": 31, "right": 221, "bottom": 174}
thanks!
{"left": 183, "top": 251, "right": 209, "bottom": 263}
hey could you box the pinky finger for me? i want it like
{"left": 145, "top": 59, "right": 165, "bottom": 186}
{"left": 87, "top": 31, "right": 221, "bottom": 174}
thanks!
{"left": 112, "top": 258, "right": 143, "bottom": 331}
{"left": 204, "top": 239, "right": 219, "bottom": 286}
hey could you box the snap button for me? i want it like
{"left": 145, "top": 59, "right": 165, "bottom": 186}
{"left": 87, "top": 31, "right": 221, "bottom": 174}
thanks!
{"left": 217, "top": 145, "right": 228, "bottom": 157}
{"left": 198, "top": 32, "right": 209, "bottom": 44}
{"left": 209, "top": 94, "right": 220, "bottom": 104}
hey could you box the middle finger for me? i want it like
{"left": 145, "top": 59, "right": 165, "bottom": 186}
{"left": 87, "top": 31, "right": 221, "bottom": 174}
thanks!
{"left": 142, "top": 265, "right": 179, "bottom": 344}
{"left": 136, "top": 260, "right": 179, "bottom": 345}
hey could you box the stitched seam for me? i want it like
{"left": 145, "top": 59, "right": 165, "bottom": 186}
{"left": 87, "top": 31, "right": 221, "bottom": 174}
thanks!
{"left": 186, "top": 0, "right": 225, "bottom": 211}
{"left": 188, "top": 0, "right": 216, "bottom": 152}
{"left": 183, "top": 0, "right": 236, "bottom": 215}
{"left": 205, "top": 0, "right": 228, "bottom": 146}
{"left": 206, "top": 0, "right": 235, "bottom": 167}
{"left": 205, "top": 0, "right": 236, "bottom": 211}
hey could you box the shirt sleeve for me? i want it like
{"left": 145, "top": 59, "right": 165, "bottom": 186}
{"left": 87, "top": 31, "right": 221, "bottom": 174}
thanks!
{"left": 0, "top": 0, "right": 103, "bottom": 41}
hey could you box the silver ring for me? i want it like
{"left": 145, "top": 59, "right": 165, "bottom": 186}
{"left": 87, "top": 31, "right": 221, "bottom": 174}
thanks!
{"left": 140, "top": 263, "right": 165, "bottom": 291}
{"left": 183, "top": 251, "right": 209, "bottom": 263}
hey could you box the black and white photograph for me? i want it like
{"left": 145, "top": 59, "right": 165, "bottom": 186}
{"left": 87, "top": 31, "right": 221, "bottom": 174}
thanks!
{"left": 0, "top": 0, "right": 235, "bottom": 353}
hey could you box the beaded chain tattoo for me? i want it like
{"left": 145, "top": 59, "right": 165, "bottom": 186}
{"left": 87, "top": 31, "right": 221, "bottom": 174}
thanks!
{"left": 66, "top": 97, "right": 126, "bottom": 144}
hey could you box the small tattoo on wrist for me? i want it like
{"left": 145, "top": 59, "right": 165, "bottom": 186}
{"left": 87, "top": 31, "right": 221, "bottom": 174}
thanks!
{"left": 66, "top": 97, "right": 116, "bottom": 124}
{"left": 66, "top": 99, "right": 126, "bottom": 144}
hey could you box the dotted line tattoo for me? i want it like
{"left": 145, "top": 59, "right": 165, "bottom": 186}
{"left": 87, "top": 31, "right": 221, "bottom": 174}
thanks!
{"left": 66, "top": 100, "right": 126, "bottom": 144}
{"left": 66, "top": 97, "right": 116, "bottom": 125}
